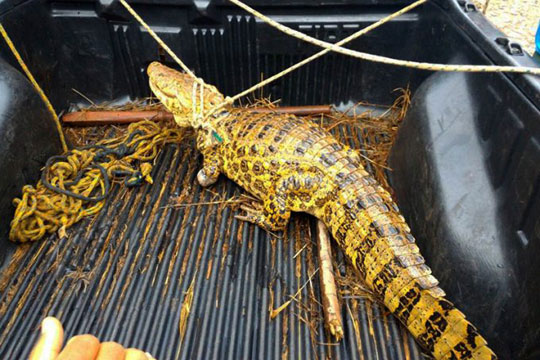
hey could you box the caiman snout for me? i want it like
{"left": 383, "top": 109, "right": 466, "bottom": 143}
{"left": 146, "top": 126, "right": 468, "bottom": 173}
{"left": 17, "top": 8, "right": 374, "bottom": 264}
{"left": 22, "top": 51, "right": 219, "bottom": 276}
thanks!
{"left": 147, "top": 61, "right": 189, "bottom": 98}
{"left": 147, "top": 61, "right": 162, "bottom": 74}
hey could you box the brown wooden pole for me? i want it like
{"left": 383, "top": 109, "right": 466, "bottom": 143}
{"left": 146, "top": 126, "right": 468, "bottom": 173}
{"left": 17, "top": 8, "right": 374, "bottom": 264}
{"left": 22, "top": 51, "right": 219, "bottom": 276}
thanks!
{"left": 249, "top": 105, "right": 332, "bottom": 116}
{"left": 316, "top": 220, "right": 344, "bottom": 340}
{"left": 62, "top": 105, "right": 332, "bottom": 126}
{"left": 62, "top": 110, "right": 174, "bottom": 126}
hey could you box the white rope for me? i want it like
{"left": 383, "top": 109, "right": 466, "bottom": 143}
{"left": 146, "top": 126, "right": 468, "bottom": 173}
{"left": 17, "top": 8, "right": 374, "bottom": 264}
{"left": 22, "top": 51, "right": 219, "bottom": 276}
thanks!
{"left": 190, "top": 81, "right": 207, "bottom": 128}
{"left": 120, "top": 0, "right": 540, "bottom": 125}
{"left": 204, "top": 0, "right": 429, "bottom": 117}
{"left": 229, "top": 0, "right": 540, "bottom": 75}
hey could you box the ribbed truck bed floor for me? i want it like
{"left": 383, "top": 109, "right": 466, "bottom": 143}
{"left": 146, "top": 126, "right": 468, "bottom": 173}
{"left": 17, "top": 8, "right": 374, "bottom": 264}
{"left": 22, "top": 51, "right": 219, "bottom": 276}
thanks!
{"left": 0, "top": 123, "right": 424, "bottom": 359}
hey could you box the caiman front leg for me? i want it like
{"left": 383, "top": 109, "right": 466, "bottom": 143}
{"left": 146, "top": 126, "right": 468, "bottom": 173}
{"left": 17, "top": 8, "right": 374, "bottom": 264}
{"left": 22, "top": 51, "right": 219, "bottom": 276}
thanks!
{"left": 235, "top": 191, "right": 291, "bottom": 232}
{"left": 235, "top": 169, "right": 324, "bottom": 232}
{"left": 197, "top": 145, "right": 223, "bottom": 187}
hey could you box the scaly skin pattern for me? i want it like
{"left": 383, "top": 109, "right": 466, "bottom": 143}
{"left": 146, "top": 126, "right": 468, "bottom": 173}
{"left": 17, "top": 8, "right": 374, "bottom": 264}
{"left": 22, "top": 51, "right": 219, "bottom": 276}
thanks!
{"left": 147, "top": 62, "right": 497, "bottom": 359}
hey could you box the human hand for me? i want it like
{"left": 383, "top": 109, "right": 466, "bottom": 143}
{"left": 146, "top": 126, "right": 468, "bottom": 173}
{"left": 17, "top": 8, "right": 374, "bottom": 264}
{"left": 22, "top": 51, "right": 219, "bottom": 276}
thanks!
{"left": 29, "top": 317, "right": 155, "bottom": 360}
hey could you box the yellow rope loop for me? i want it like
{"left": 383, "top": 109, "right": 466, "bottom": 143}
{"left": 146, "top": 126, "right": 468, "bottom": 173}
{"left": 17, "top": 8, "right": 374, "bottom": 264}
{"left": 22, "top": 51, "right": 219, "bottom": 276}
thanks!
{"left": 17, "top": 215, "right": 45, "bottom": 242}
{"left": 11, "top": 188, "right": 36, "bottom": 220}
{"left": 133, "top": 145, "right": 160, "bottom": 162}
{"left": 140, "top": 162, "right": 153, "bottom": 184}
{"left": 10, "top": 119, "right": 186, "bottom": 243}
{"left": 63, "top": 197, "right": 83, "bottom": 215}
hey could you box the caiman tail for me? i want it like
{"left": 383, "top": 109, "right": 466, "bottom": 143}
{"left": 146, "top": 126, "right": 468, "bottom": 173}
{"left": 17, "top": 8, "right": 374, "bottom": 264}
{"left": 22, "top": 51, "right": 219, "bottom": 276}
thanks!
{"left": 319, "top": 172, "right": 497, "bottom": 360}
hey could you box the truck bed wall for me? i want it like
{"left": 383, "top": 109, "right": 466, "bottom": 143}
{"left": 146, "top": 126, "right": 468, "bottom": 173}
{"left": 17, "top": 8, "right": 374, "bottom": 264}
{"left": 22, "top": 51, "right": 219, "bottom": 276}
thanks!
{"left": 0, "top": 0, "right": 539, "bottom": 358}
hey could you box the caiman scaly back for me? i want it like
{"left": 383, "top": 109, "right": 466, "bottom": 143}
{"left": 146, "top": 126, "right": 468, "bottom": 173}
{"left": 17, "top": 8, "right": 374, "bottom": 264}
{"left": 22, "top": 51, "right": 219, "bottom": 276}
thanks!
{"left": 147, "top": 62, "right": 497, "bottom": 359}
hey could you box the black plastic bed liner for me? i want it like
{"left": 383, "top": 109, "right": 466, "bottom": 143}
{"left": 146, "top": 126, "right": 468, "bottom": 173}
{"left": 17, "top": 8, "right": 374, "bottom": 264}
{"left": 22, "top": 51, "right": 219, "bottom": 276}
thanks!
{"left": 0, "top": 0, "right": 539, "bottom": 358}
{"left": 0, "top": 122, "right": 424, "bottom": 359}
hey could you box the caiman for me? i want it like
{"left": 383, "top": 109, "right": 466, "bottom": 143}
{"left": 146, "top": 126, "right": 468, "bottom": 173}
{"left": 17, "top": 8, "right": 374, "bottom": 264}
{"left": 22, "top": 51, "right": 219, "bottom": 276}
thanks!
{"left": 147, "top": 61, "right": 497, "bottom": 360}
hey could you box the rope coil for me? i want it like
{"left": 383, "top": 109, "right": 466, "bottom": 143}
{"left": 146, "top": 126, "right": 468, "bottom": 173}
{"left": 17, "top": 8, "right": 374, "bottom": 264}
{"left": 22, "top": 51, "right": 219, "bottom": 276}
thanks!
{"left": 10, "top": 120, "right": 186, "bottom": 242}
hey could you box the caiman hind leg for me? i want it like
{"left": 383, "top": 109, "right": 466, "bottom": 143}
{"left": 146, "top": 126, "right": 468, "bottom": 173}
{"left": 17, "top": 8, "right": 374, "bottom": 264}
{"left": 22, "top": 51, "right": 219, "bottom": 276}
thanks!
{"left": 197, "top": 145, "right": 223, "bottom": 187}
{"left": 235, "top": 192, "right": 291, "bottom": 232}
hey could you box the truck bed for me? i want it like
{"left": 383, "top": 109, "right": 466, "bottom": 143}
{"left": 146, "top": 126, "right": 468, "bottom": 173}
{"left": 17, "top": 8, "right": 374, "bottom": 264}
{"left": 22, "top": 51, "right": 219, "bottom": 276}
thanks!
{"left": 0, "top": 123, "right": 425, "bottom": 359}
{"left": 0, "top": 0, "right": 539, "bottom": 358}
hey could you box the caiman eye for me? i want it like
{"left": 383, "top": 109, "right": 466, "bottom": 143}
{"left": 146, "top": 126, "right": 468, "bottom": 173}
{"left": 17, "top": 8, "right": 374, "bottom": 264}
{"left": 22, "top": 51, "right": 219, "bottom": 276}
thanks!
{"left": 156, "top": 83, "right": 176, "bottom": 98}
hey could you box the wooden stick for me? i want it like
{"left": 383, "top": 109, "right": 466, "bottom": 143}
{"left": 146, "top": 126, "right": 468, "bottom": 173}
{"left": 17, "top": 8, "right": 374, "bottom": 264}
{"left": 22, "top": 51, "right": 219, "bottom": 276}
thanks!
{"left": 62, "top": 105, "right": 332, "bottom": 126}
{"left": 250, "top": 105, "right": 332, "bottom": 116}
{"left": 61, "top": 110, "right": 173, "bottom": 126}
{"left": 316, "top": 220, "right": 344, "bottom": 340}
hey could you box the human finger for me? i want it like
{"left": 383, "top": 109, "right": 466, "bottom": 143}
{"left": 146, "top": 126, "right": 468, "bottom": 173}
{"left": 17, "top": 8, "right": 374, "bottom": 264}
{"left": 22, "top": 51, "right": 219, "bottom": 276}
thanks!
{"left": 56, "top": 334, "right": 100, "bottom": 360}
{"left": 29, "top": 317, "right": 64, "bottom": 360}
{"left": 96, "top": 341, "right": 126, "bottom": 359}
{"left": 125, "top": 348, "right": 151, "bottom": 360}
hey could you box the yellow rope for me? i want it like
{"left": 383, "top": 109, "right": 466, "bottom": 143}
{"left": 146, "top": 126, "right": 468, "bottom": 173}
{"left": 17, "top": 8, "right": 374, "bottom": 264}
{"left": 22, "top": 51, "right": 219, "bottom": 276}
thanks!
{"left": 9, "top": 120, "right": 186, "bottom": 242}
{"left": 0, "top": 23, "right": 68, "bottom": 153}
{"left": 119, "top": 0, "right": 212, "bottom": 91}
{"left": 229, "top": 0, "right": 540, "bottom": 76}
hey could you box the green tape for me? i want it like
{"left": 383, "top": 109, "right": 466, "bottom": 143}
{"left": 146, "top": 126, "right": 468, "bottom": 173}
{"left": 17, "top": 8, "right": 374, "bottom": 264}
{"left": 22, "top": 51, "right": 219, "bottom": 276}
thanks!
{"left": 212, "top": 130, "right": 223, "bottom": 143}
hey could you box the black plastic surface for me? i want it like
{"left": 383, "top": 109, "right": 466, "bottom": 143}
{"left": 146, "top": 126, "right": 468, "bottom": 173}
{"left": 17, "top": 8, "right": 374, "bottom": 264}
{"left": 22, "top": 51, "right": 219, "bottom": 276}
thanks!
{"left": 0, "top": 58, "right": 64, "bottom": 266}
{"left": 389, "top": 70, "right": 540, "bottom": 359}
{"left": 0, "top": 0, "right": 539, "bottom": 358}
{"left": 0, "top": 140, "right": 425, "bottom": 360}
